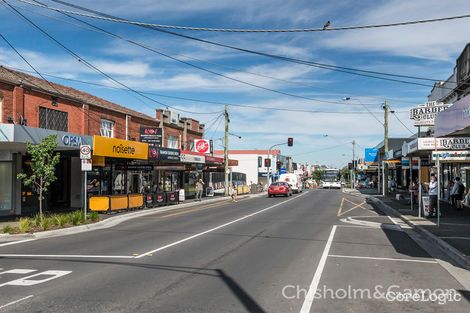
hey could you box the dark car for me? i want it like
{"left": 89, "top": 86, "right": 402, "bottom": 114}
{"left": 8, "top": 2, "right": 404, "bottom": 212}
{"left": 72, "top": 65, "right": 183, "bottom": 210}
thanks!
{"left": 268, "top": 182, "right": 292, "bottom": 197}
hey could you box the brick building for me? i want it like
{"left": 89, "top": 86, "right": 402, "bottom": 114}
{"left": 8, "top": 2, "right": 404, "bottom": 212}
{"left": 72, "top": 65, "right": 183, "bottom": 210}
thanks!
{"left": 0, "top": 66, "right": 205, "bottom": 216}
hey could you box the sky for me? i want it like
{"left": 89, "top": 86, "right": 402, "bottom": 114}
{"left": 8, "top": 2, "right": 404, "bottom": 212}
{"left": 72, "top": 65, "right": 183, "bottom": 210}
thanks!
{"left": 1, "top": 0, "right": 470, "bottom": 167}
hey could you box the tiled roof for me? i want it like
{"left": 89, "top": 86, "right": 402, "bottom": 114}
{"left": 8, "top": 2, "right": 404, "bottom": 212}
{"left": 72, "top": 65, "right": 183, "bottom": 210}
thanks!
{"left": 0, "top": 65, "right": 156, "bottom": 123}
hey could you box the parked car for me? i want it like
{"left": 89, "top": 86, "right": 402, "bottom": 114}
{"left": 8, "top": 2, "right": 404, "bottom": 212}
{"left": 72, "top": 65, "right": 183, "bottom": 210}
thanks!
{"left": 268, "top": 182, "right": 292, "bottom": 197}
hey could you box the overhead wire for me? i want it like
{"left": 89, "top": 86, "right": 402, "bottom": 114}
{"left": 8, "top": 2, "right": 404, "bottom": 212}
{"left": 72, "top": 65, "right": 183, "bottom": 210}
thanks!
{"left": 14, "top": 0, "right": 456, "bottom": 89}
{"left": 32, "top": 0, "right": 470, "bottom": 34}
{"left": 13, "top": 1, "right": 377, "bottom": 107}
{"left": 1, "top": 1, "right": 221, "bottom": 116}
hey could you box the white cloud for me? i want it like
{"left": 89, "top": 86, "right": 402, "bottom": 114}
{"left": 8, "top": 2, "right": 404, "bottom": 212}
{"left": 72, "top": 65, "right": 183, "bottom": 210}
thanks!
{"left": 321, "top": 0, "right": 470, "bottom": 60}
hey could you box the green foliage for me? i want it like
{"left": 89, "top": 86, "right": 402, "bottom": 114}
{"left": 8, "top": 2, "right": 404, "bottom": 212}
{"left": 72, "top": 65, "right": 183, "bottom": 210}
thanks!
{"left": 312, "top": 170, "right": 325, "bottom": 181}
{"left": 41, "top": 217, "right": 51, "bottom": 231}
{"left": 2, "top": 225, "right": 14, "bottom": 234}
{"left": 33, "top": 213, "right": 42, "bottom": 227}
{"left": 88, "top": 211, "right": 100, "bottom": 223}
{"left": 18, "top": 217, "right": 32, "bottom": 233}
{"left": 17, "top": 135, "right": 61, "bottom": 219}
{"left": 69, "top": 211, "right": 84, "bottom": 226}
{"left": 53, "top": 214, "right": 69, "bottom": 228}
{"left": 341, "top": 166, "right": 350, "bottom": 182}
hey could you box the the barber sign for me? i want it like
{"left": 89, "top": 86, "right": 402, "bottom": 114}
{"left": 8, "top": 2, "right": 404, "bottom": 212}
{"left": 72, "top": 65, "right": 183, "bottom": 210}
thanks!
{"left": 409, "top": 101, "right": 449, "bottom": 126}
{"left": 193, "top": 139, "right": 211, "bottom": 154}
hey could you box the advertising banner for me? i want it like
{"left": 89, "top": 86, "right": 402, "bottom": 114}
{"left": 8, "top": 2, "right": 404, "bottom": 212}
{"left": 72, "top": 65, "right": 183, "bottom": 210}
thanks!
{"left": 364, "top": 148, "right": 378, "bottom": 163}
{"left": 409, "top": 101, "right": 449, "bottom": 126}
{"left": 148, "top": 147, "right": 180, "bottom": 161}
{"left": 193, "top": 139, "right": 212, "bottom": 154}
{"left": 140, "top": 127, "right": 163, "bottom": 146}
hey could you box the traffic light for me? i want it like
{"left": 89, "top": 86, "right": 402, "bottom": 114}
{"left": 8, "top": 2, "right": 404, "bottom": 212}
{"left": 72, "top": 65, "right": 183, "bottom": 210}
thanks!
{"left": 264, "top": 158, "right": 271, "bottom": 167}
{"left": 258, "top": 156, "right": 262, "bottom": 167}
{"left": 276, "top": 161, "right": 281, "bottom": 170}
{"left": 288, "top": 137, "right": 293, "bottom": 146}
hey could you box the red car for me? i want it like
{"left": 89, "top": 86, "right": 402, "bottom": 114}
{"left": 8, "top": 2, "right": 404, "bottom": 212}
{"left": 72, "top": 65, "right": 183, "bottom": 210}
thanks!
{"left": 268, "top": 182, "right": 292, "bottom": 197}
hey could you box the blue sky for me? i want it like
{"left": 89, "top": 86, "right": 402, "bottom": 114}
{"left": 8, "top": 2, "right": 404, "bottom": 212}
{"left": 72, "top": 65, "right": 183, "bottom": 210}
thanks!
{"left": 1, "top": 0, "right": 470, "bottom": 167}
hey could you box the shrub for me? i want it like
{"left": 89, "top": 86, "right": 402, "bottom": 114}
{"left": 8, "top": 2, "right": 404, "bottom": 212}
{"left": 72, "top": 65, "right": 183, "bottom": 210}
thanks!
{"left": 69, "top": 211, "right": 83, "bottom": 226}
{"left": 18, "top": 217, "right": 32, "bottom": 233}
{"left": 54, "top": 214, "right": 69, "bottom": 228}
{"left": 33, "top": 213, "right": 42, "bottom": 227}
{"left": 41, "top": 217, "right": 51, "bottom": 231}
{"left": 88, "top": 211, "right": 100, "bottom": 223}
{"left": 2, "top": 225, "right": 14, "bottom": 234}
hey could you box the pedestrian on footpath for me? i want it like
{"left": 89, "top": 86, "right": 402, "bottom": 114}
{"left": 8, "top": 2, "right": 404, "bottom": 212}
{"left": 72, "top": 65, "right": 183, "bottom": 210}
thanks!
{"left": 428, "top": 173, "right": 438, "bottom": 217}
{"left": 451, "top": 177, "right": 465, "bottom": 210}
{"left": 231, "top": 183, "right": 238, "bottom": 202}
{"left": 195, "top": 178, "right": 204, "bottom": 201}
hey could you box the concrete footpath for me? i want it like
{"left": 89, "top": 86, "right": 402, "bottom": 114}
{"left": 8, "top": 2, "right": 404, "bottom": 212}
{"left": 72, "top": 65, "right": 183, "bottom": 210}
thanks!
{"left": 343, "top": 188, "right": 470, "bottom": 271}
{"left": 0, "top": 192, "right": 266, "bottom": 242}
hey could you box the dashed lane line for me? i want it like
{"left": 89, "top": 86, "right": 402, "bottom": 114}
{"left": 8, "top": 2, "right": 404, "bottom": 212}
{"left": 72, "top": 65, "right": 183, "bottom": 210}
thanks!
{"left": 0, "top": 295, "right": 34, "bottom": 310}
{"left": 328, "top": 254, "right": 438, "bottom": 264}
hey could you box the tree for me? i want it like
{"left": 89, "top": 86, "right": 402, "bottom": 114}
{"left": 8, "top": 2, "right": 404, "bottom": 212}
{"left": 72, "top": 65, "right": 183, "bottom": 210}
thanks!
{"left": 17, "top": 135, "right": 61, "bottom": 220}
{"left": 341, "top": 166, "right": 350, "bottom": 182}
{"left": 312, "top": 170, "right": 324, "bottom": 181}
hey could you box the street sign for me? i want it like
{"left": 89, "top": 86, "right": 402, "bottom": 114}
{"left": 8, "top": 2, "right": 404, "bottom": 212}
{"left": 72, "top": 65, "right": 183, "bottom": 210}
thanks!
{"left": 80, "top": 145, "right": 91, "bottom": 159}
{"left": 81, "top": 159, "right": 92, "bottom": 171}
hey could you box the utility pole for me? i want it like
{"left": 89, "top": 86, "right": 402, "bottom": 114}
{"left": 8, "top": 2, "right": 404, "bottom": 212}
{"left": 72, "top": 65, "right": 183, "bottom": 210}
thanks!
{"left": 352, "top": 140, "right": 356, "bottom": 189}
{"left": 383, "top": 100, "right": 389, "bottom": 196}
{"left": 224, "top": 105, "right": 229, "bottom": 197}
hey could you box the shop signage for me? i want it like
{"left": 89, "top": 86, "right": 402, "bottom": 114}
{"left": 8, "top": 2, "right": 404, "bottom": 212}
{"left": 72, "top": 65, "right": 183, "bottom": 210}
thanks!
{"left": 148, "top": 147, "right": 180, "bottom": 161}
{"left": 115, "top": 164, "right": 154, "bottom": 171}
{"left": 80, "top": 145, "right": 91, "bottom": 159}
{"left": 154, "top": 165, "right": 185, "bottom": 170}
{"left": 140, "top": 127, "right": 163, "bottom": 146}
{"left": 205, "top": 155, "right": 224, "bottom": 164}
{"left": 92, "top": 136, "right": 148, "bottom": 160}
{"left": 432, "top": 151, "right": 470, "bottom": 161}
{"left": 180, "top": 151, "right": 205, "bottom": 164}
{"left": 62, "top": 135, "right": 84, "bottom": 147}
{"left": 364, "top": 148, "right": 378, "bottom": 163}
{"left": 408, "top": 137, "right": 470, "bottom": 153}
{"left": 193, "top": 139, "right": 212, "bottom": 154}
{"left": 409, "top": 101, "right": 449, "bottom": 126}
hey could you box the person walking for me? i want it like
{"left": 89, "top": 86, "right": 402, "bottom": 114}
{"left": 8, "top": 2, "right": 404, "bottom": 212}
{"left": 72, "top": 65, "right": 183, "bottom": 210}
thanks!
{"left": 451, "top": 177, "right": 465, "bottom": 210}
{"left": 231, "top": 183, "right": 238, "bottom": 202}
{"left": 428, "top": 173, "right": 438, "bottom": 217}
{"left": 195, "top": 178, "right": 204, "bottom": 201}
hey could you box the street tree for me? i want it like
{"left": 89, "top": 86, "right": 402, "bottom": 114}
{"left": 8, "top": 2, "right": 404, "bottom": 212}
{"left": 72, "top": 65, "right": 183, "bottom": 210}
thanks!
{"left": 312, "top": 170, "right": 324, "bottom": 181}
{"left": 17, "top": 135, "right": 60, "bottom": 220}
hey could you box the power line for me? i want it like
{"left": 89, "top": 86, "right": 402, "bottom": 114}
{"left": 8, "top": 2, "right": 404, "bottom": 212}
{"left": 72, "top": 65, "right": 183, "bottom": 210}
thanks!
{"left": 11, "top": 1, "right": 386, "bottom": 107}
{"left": 31, "top": 0, "right": 470, "bottom": 33}
{"left": 6, "top": 3, "right": 432, "bottom": 106}
{"left": 14, "top": 0, "right": 454, "bottom": 88}
{"left": 392, "top": 111, "right": 414, "bottom": 135}
{"left": 2, "top": 1, "right": 221, "bottom": 116}
{"left": 1, "top": 65, "right": 407, "bottom": 115}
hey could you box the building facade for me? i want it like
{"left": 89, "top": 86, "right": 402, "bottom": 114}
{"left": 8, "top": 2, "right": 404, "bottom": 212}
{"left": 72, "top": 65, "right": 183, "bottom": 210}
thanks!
{"left": 0, "top": 66, "right": 206, "bottom": 216}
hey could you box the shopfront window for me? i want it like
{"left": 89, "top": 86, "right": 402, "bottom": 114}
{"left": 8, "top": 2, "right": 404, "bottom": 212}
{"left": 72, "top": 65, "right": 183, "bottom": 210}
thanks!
{"left": 0, "top": 162, "right": 12, "bottom": 214}
{"left": 100, "top": 119, "right": 114, "bottom": 138}
{"left": 167, "top": 135, "right": 179, "bottom": 149}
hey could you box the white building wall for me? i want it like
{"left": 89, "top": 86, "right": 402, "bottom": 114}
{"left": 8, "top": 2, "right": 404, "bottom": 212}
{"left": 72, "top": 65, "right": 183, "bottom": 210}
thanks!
{"left": 214, "top": 152, "right": 278, "bottom": 185}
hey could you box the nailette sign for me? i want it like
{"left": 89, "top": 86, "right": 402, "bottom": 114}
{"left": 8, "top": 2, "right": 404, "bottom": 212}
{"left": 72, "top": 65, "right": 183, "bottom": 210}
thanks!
{"left": 92, "top": 136, "right": 148, "bottom": 160}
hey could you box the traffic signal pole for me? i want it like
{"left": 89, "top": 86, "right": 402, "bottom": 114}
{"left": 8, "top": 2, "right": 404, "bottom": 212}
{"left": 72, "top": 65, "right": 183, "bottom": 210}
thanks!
{"left": 383, "top": 100, "right": 389, "bottom": 196}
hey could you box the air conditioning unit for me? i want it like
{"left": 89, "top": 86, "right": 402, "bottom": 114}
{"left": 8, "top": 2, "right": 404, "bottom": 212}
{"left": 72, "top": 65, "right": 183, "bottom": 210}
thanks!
{"left": 169, "top": 111, "right": 180, "bottom": 125}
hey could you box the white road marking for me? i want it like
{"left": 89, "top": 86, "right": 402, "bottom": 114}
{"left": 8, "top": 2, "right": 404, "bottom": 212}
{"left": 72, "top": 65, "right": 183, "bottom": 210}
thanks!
{"left": 328, "top": 254, "right": 438, "bottom": 264}
{"left": 387, "top": 216, "right": 399, "bottom": 225}
{"left": 136, "top": 192, "right": 309, "bottom": 258}
{"left": 0, "top": 269, "right": 36, "bottom": 275}
{"left": 336, "top": 224, "right": 374, "bottom": 229}
{"left": 0, "top": 254, "right": 134, "bottom": 259}
{"left": 439, "top": 236, "right": 470, "bottom": 240}
{"left": 0, "top": 295, "right": 34, "bottom": 309}
{"left": 0, "top": 239, "right": 35, "bottom": 247}
{"left": 0, "top": 270, "right": 72, "bottom": 287}
{"left": 299, "top": 225, "right": 337, "bottom": 313}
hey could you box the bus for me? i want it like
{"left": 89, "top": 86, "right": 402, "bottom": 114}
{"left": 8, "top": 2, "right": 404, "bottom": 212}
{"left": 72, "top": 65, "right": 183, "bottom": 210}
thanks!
{"left": 321, "top": 168, "right": 341, "bottom": 189}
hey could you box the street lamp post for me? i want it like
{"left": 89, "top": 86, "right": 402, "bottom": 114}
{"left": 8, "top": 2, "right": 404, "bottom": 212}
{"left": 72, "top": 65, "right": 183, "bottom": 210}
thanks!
{"left": 267, "top": 143, "right": 287, "bottom": 186}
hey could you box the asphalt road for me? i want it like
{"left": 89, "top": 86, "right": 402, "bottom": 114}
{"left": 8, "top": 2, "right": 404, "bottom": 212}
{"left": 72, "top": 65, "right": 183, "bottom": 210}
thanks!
{"left": 0, "top": 189, "right": 468, "bottom": 312}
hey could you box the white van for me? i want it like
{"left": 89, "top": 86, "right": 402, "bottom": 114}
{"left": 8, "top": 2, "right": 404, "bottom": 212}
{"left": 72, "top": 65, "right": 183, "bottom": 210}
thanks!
{"left": 278, "top": 174, "right": 302, "bottom": 193}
